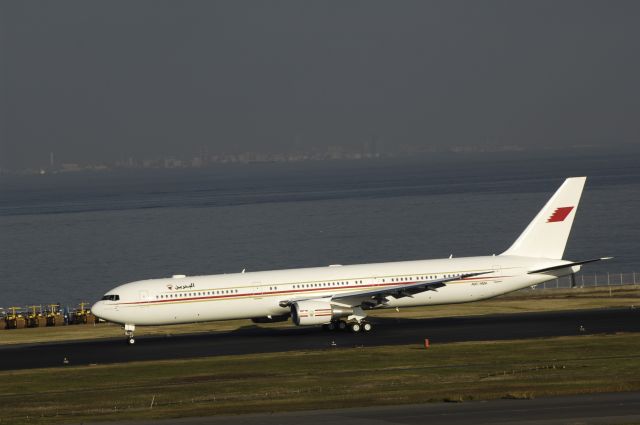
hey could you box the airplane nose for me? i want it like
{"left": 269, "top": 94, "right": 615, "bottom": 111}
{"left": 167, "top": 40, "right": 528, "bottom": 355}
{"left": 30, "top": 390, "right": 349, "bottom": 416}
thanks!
{"left": 91, "top": 301, "right": 105, "bottom": 319}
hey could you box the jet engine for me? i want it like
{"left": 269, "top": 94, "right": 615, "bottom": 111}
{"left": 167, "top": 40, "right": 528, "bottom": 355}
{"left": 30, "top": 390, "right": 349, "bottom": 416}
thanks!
{"left": 290, "top": 300, "right": 353, "bottom": 326}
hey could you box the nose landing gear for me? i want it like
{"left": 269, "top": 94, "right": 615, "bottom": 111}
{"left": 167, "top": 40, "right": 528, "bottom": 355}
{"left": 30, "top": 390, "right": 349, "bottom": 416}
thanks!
{"left": 124, "top": 324, "right": 136, "bottom": 345}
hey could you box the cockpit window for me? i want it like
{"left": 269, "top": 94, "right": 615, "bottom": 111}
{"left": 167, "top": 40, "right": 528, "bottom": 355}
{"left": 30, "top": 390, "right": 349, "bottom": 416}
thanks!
{"left": 101, "top": 294, "right": 120, "bottom": 301}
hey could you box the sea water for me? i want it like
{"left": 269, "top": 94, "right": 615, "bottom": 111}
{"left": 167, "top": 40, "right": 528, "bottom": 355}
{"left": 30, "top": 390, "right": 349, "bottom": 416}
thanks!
{"left": 1, "top": 151, "right": 638, "bottom": 307}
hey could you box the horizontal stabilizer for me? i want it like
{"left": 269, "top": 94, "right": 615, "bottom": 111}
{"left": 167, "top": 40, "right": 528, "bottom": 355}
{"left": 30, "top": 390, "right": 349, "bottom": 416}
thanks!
{"left": 528, "top": 257, "right": 613, "bottom": 274}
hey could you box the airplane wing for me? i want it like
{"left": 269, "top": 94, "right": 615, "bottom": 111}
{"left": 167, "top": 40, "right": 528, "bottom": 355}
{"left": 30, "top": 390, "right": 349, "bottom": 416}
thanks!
{"left": 331, "top": 271, "right": 491, "bottom": 308}
{"left": 280, "top": 271, "right": 491, "bottom": 309}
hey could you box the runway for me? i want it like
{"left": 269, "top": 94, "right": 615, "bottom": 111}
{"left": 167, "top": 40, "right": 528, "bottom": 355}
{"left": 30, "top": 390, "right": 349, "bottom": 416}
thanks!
{"left": 1, "top": 307, "right": 639, "bottom": 371}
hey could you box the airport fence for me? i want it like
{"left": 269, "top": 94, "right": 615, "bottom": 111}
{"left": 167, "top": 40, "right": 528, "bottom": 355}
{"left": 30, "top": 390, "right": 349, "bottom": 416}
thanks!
{"left": 532, "top": 271, "right": 638, "bottom": 290}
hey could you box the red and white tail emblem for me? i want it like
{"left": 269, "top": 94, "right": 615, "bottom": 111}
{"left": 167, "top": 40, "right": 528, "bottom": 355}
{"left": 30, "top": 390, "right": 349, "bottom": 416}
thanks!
{"left": 547, "top": 206, "right": 574, "bottom": 223}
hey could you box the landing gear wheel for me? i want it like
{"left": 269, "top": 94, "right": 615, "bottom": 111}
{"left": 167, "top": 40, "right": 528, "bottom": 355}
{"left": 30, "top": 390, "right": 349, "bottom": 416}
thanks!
{"left": 362, "top": 322, "right": 373, "bottom": 332}
{"left": 127, "top": 337, "right": 135, "bottom": 345}
{"left": 338, "top": 320, "right": 348, "bottom": 331}
{"left": 326, "top": 321, "right": 337, "bottom": 331}
{"left": 350, "top": 322, "right": 361, "bottom": 333}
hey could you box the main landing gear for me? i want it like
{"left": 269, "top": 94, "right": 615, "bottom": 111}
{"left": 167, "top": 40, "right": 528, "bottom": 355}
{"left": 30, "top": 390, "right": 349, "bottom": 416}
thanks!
{"left": 124, "top": 324, "right": 136, "bottom": 345}
{"left": 323, "top": 319, "right": 373, "bottom": 333}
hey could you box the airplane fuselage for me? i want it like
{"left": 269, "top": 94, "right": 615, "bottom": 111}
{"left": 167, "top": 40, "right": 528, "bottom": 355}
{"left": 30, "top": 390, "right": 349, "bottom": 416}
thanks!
{"left": 92, "top": 255, "right": 573, "bottom": 326}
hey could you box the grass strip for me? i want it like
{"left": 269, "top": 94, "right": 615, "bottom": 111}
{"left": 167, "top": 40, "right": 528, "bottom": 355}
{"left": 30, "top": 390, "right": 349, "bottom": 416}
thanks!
{"left": 0, "top": 333, "right": 639, "bottom": 424}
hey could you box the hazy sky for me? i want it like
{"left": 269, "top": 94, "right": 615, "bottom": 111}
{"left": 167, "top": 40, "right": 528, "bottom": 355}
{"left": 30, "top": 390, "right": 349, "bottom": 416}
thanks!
{"left": 1, "top": 1, "right": 639, "bottom": 167}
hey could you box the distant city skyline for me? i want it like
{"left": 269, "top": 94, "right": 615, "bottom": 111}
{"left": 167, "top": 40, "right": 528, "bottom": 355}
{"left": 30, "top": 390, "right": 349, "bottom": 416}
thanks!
{"left": 2, "top": 1, "right": 640, "bottom": 169}
{"left": 3, "top": 142, "right": 634, "bottom": 176}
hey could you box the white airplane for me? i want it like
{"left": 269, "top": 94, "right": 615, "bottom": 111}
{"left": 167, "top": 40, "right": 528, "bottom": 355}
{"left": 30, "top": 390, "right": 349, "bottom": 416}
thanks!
{"left": 92, "top": 177, "right": 609, "bottom": 344}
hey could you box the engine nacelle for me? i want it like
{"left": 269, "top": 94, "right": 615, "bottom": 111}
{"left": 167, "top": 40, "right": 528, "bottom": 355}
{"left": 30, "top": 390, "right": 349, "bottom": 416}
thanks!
{"left": 290, "top": 300, "right": 353, "bottom": 326}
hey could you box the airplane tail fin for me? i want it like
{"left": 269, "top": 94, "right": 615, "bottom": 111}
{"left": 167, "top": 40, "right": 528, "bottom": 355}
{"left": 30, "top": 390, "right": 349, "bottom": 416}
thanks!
{"left": 501, "top": 177, "right": 586, "bottom": 260}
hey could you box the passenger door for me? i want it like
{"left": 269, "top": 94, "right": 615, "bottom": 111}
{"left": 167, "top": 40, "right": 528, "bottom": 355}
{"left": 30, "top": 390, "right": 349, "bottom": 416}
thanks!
{"left": 139, "top": 290, "right": 149, "bottom": 302}
{"left": 253, "top": 282, "right": 262, "bottom": 299}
